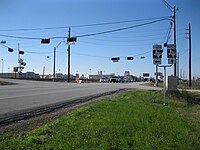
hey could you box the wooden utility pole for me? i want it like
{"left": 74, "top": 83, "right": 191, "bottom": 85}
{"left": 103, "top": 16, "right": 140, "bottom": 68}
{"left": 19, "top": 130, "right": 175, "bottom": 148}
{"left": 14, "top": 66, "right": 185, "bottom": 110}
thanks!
{"left": 189, "top": 23, "right": 192, "bottom": 88}
{"left": 173, "top": 6, "right": 177, "bottom": 77}
{"left": 67, "top": 27, "right": 71, "bottom": 83}
{"left": 53, "top": 47, "right": 56, "bottom": 82}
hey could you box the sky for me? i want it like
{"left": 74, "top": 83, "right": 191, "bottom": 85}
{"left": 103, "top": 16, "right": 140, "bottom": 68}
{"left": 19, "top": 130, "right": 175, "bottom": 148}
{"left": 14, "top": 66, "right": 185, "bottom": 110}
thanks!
{"left": 0, "top": 0, "right": 199, "bottom": 78}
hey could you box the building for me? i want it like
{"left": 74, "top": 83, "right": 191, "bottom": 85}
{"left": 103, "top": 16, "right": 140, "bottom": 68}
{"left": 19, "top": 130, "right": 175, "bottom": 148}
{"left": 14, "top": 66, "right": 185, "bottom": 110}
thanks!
{"left": 89, "top": 74, "right": 115, "bottom": 80}
{"left": 0, "top": 72, "right": 40, "bottom": 79}
{"left": 124, "top": 71, "right": 130, "bottom": 77}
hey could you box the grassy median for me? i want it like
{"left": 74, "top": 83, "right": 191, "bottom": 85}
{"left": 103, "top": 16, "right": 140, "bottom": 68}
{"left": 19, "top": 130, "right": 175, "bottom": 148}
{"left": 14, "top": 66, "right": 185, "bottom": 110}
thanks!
{"left": 0, "top": 90, "right": 200, "bottom": 149}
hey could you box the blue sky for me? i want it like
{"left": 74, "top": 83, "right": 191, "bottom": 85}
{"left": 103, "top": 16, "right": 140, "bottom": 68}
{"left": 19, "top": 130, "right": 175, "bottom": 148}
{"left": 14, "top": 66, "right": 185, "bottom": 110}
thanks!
{"left": 0, "top": 0, "right": 199, "bottom": 78}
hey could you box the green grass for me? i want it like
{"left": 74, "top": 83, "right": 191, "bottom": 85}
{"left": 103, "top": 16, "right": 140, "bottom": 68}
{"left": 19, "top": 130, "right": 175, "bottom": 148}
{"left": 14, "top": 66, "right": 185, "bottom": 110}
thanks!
{"left": 1, "top": 90, "right": 200, "bottom": 149}
{"left": 143, "top": 82, "right": 163, "bottom": 88}
{"left": 178, "top": 81, "right": 200, "bottom": 90}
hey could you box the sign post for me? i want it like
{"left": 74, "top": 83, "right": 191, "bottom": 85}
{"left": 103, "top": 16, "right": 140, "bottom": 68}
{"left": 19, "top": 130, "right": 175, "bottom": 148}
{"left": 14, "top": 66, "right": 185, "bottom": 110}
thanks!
{"left": 158, "top": 64, "right": 172, "bottom": 106}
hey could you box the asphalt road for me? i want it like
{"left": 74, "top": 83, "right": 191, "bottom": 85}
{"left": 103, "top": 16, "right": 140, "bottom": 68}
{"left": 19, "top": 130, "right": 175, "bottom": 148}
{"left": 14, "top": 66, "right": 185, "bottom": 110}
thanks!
{"left": 0, "top": 78, "right": 160, "bottom": 119}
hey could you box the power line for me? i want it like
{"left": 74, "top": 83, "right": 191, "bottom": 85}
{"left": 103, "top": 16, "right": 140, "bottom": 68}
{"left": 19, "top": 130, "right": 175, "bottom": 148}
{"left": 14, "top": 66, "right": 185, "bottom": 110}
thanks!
{"left": 0, "top": 34, "right": 41, "bottom": 40}
{"left": 76, "top": 18, "right": 171, "bottom": 38}
{"left": 0, "top": 17, "right": 171, "bottom": 40}
{"left": 161, "top": 0, "right": 172, "bottom": 11}
{"left": 0, "top": 16, "right": 171, "bottom": 32}
{"left": 78, "top": 40, "right": 155, "bottom": 47}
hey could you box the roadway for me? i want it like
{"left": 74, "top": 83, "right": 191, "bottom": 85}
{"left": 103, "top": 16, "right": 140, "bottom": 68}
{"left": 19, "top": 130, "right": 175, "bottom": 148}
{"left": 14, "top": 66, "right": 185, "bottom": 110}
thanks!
{"left": 0, "top": 78, "right": 161, "bottom": 124}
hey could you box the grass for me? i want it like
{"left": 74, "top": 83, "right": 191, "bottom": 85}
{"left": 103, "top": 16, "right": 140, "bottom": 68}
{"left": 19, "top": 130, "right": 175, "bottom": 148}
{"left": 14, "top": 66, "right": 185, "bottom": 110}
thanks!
{"left": 0, "top": 90, "right": 200, "bottom": 149}
{"left": 178, "top": 81, "right": 200, "bottom": 90}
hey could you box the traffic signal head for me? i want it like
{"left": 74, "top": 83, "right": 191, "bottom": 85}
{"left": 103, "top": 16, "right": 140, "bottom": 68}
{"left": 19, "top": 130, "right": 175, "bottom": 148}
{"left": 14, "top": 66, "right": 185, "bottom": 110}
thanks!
{"left": 111, "top": 57, "right": 120, "bottom": 62}
{"left": 8, "top": 48, "right": 14, "bottom": 52}
{"left": 41, "top": 39, "right": 50, "bottom": 44}
{"left": 21, "top": 62, "right": 26, "bottom": 66}
{"left": 19, "top": 51, "right": 24, "bottom": 55}
{"left": 127, "top": 57, "right": 134, "bottom": 60}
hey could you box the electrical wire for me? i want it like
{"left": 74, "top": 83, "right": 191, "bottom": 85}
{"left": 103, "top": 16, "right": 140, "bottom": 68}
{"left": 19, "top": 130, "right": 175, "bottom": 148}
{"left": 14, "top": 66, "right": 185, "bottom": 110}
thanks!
{"left": 161, "top": 0, "right": 172, "bottom": 11}
{"left": 0, "top": 16, "right": 171, "bottom": 32}
{"left": 76, "top": 18, "right": 170, "bottom": 38}
{"left": 78, "top": 40, "right": 154, "bottom": 47}
{"left": 0, "top": 17, "right": 171, "bottom": 40}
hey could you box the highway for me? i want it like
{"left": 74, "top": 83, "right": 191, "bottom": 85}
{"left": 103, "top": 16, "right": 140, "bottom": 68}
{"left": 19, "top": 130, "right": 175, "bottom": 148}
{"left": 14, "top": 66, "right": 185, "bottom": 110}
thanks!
{"left": 0, "top": 78, "right": 160, "bottom": 125}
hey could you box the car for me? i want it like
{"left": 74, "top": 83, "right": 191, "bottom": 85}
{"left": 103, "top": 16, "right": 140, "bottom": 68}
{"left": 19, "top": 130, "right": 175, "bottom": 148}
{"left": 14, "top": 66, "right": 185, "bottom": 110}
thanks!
{"left": 110, "top": 77, "right": 120, "bottom": 83}
{"left": 99, "top": 77, "right": 109, "bottom": 83}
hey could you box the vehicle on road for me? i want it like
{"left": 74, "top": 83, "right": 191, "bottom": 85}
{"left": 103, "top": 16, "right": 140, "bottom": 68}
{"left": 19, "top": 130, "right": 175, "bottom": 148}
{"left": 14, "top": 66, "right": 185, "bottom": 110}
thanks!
{"left": 99, "top": 77, "right": 109, "bottom": 83}
{"left": 110, "top": 77, "right": 120, "bottom": 83}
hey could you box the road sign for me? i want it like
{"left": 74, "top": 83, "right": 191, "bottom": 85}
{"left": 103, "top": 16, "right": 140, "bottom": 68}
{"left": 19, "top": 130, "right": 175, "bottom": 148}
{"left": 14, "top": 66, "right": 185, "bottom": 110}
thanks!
{"left": 168, "top": 58, "right": 176, "bottom": 64}
{"left": 153, "top": 45, "right": 162, "bottom": 50}
{"left": 167, "top": 44, "right": 176, "bottom": 58}
{"left": 153, "top": 44, "right": 163, "bottom": 65}
{"left": 153, "top": 50, "right": 163, "bottom": 58}
{"left": 153, "top": 58, "right": 162, "bottom": 65}
{"left": 154, "top": 72, "right": 162, "bottom": 76}
{"left": 13, "top": 67, "right": 18, "bottom": 72}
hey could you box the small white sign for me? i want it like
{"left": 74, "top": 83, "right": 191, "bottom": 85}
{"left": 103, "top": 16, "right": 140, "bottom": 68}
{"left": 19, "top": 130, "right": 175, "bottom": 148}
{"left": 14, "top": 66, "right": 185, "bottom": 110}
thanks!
{"left": 153, "top": 45, "right": 162, "bottom": 50}
{"left": 168, "top": 58, "right": 176, "bottom": 64}
{"left": 153, "top": 58, "right": 161, "bottom": 65}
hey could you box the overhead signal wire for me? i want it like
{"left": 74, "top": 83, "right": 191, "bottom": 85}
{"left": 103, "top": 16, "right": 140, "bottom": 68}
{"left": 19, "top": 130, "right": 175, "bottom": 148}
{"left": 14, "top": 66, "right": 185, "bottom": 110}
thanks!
{"left": 0, "top": 43, "right": 53, "bottom": 54}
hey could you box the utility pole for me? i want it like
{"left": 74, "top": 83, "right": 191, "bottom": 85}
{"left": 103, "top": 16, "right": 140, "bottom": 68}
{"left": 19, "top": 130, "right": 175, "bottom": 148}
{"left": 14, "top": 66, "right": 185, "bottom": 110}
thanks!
{"left": 1, "top": 59, "right": 3, "bottom": 78}
{"left": 53, "top": 47, "right": 56, "bottom": 82}
{"left": 53, "top": 41, "right": 64, "bottom": 82}
{"left": 43, "top": 66, "right": 45, "bottom": 79}
{"left": 189, "top": 23, "right": 192, "bottom": 88}
{"left": 173, "top": 6, "right": 177, "bottom": 77}
{"left": 67, "top": 27, "right": 71, "bottom": 83}
{"left": 18, "top": 43, "right": 21, "bottom": 78}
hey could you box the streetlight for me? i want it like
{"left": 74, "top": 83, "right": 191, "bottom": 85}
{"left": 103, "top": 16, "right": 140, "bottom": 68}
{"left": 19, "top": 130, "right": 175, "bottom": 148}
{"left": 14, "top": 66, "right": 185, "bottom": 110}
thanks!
{"left": 43, "top": 56, "right": 50, "bottom": 79}
{"left": 1, "top": 59, "right": 3, "bottom": 78}
{"left": 53, "top": 40, "right": 65, "bottom": 82}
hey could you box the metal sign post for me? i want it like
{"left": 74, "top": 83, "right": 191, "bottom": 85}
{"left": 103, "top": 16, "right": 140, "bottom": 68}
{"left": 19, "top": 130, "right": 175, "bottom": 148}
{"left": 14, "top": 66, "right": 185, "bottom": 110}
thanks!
{"left": 158, "top": 64, "right": 172, "bottom": 106}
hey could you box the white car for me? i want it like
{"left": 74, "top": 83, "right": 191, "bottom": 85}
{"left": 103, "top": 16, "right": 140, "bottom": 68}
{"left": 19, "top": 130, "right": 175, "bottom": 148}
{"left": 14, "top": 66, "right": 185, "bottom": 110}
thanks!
{"left": 99, "top": 77, "right": 109, "bottom": 83}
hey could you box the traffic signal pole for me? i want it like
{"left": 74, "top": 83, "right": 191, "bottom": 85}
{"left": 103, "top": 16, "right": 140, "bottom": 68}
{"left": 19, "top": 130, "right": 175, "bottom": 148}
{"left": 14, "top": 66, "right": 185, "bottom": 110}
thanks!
{"left": 67, "top": 27, "right": 71, "bottom": 83}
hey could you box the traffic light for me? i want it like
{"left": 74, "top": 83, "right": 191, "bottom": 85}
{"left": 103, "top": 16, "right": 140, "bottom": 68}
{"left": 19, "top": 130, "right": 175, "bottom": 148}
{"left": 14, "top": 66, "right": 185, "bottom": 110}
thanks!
{"left": 67, "top": 37, "right": 77, "bottom": 43}
{"left": 127, "top": 57, "right": 134, "bottom": 60}
{"left": 8, "top": 48, "right": 14, "bottom": 52}
{"left": 1, "top": 40, "right": 6, "bottom": 44}
{"left": 21, "top": 62, "right": 26, "bottom": 66}
{"left": 41, "top": 39, "right": 50, "bottom": 44}
{"left": 19, "top": 51, "right": 24, "bottom": 55}
{"left": 111, "top": 57, "right": 120, "bottom": 62}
